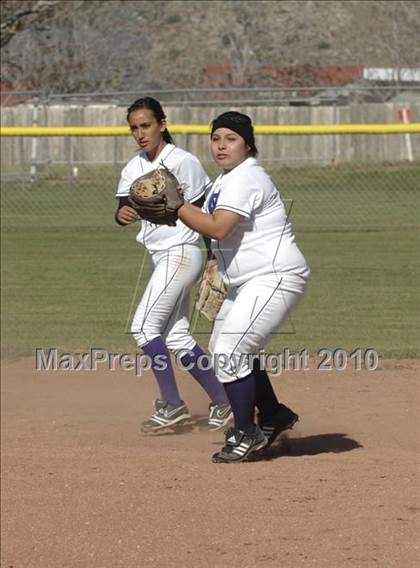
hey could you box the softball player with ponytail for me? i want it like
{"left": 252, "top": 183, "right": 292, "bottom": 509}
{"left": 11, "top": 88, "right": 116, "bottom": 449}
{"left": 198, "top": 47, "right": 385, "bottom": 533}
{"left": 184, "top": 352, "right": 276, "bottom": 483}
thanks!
{"left": 115, "top": 97, "right": 232, "bottom": 432}
{"left": 177, "top": 111, "right": 311, "bottom": 463}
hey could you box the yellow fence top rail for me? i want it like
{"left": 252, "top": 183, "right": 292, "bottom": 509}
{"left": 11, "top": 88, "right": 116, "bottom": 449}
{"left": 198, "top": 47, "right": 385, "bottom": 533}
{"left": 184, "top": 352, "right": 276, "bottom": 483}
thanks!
{"left": 1, "top": 124, "right": 420, "bottom": 137}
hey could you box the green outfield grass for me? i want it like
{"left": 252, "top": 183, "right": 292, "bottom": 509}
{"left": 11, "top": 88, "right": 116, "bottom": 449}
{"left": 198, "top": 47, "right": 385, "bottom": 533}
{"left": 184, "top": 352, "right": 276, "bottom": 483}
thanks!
{"left": 1, "top": 162, "right": 420, "bottom": 360}
{"left": 2, "top": 161, "right": 420, "bottom": 230}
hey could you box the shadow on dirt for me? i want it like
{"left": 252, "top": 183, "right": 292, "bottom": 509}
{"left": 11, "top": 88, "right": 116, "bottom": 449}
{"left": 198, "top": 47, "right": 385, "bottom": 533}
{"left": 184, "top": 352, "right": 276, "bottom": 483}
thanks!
{"left": 249, "top": 432, "right": 363, "bottom": 462}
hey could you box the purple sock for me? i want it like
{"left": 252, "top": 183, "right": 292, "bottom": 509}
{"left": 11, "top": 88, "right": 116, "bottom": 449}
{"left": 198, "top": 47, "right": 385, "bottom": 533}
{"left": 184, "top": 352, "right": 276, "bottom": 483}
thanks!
{"left": 224, "top": 373, "right": 256, "bottom": 432}
{"left": 142, "top": 336, "right": 181, "bottom": 404}
{"left": 179, "top": 344, "right": 228, "bottom": 404}
{"left": 253, "top": 359, "right": 280, "bottom": 418}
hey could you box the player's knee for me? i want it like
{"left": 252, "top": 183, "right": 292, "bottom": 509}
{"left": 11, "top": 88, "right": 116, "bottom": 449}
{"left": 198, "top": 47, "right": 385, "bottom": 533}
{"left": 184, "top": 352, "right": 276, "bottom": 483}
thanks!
{"left": 131, "top": 322, "right": 161, "bottom": 348}
{"left": 132, "top": 333, "right": 154, "bottom": 348}
{"left": 165, "top": 332, "right": 196, "bottom": 353}
{"left": 212, "top": 340, "right": 253, "bottom": 383}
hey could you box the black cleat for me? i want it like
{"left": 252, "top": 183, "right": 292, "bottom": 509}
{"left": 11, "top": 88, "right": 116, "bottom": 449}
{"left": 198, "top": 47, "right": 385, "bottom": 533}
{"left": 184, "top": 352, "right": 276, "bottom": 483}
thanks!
{"left": 258, "top": 404, "right": 299, "bottom": 447}
{"left": 141, "top": 399, "right": 191, "bottom": 432}
{"left": 212, "top": 426, "right": 268, "bottom": 463}
{"left": 208, "top": 403, "right": 233, "bottom": 431}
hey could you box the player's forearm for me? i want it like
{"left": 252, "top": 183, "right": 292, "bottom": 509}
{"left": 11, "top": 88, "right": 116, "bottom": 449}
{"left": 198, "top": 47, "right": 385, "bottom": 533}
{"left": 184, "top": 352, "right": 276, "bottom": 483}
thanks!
{"left": 178, "top": 202, "right": 226, "bottom": 240}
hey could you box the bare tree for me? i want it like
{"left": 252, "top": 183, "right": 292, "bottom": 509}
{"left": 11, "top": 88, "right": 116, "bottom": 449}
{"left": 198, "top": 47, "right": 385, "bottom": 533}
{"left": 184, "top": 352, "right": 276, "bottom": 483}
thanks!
{"left": 1, "top": 0, "right": 419, "bottom": 93}
{"left": 377, "top": 1, "right": 420, "bottom": 80}
{"left": 1, "top": 0, "right": 60, "bottom": 48}
{"left": 1, "top": 0, "right": 147, "bottom": 92}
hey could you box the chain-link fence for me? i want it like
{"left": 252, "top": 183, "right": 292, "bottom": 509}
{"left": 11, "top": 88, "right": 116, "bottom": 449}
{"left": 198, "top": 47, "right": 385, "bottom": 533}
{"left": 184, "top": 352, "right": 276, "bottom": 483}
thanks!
{"left": 1, "top": 147, "right": 419, "bottom": 233}
{"left": 2, "top": 132, "right": 419, "bottom": 360}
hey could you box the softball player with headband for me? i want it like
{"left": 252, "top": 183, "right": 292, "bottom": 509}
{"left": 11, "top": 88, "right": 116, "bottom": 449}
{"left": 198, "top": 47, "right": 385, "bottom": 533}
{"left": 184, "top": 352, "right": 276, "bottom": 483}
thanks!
{"left": 176, "top": 111, "right": 311, "bottom": 463}
{"left": 115, "top": 97, "right": 232, "bottom": 432}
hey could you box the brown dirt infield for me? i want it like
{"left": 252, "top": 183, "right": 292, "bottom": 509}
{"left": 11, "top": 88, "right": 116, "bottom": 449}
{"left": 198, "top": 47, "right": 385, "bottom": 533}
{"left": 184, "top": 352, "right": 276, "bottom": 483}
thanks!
{"left": 1, "top": 358, "right": 419, "bottom": 568}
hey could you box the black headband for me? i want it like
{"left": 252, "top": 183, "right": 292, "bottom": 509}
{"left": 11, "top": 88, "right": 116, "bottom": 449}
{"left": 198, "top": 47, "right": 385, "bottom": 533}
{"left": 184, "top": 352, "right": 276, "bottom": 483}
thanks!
{"left": 210, "top": 112, "right": 256, "bottom": 151}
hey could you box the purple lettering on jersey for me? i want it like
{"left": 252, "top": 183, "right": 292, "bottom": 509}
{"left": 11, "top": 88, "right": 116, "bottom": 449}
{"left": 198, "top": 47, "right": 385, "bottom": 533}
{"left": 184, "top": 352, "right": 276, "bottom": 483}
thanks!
{"left": 208, "top": 190, "right": 220, "bottom": 214}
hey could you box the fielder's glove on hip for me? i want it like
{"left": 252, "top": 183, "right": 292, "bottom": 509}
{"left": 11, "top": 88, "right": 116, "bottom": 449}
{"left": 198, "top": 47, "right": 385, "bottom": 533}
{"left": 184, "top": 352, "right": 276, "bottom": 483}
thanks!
{"left": 195, "top": 259, "right": 227, "bottom": 321}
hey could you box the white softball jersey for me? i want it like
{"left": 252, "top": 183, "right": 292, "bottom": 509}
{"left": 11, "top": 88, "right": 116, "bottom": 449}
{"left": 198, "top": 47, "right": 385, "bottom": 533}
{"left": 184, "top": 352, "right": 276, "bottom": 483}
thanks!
{"left": 204, "top": 157, "right": 311, "bottom": 382}
{"left": 203, "top": 157, "right": 311, "bottom": 287}
{"left": 116, "top": 144, "right": 211, "bottom": 252}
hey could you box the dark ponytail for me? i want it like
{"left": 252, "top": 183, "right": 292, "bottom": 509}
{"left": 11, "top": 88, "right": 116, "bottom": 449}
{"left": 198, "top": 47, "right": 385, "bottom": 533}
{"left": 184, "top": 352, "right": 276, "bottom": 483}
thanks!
{"left": 126, "top": 97, "right": 174, "bottom": 144}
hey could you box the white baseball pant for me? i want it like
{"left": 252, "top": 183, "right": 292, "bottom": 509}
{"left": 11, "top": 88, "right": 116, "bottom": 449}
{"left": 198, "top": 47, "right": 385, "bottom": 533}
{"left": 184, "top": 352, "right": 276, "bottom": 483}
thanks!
{"left": 131, "top": 244, "right": 202, "bottom": 351}
{"left": 209, "top": 273, "right": 309, "bottom": 383}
